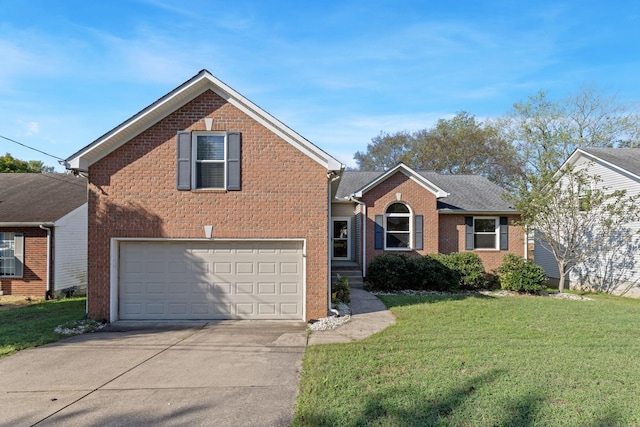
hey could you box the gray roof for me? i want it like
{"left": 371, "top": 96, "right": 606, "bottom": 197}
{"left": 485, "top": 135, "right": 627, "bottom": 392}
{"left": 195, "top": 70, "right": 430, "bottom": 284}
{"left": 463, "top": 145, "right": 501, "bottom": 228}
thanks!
{"left": 580, "top": 148, "right": 640, "bottom": 177}
{"left": 336, "top": 170, "right": 516, "bottom": 213}
{"left": 0, "top": 174, "right": 87, "bottom": 223}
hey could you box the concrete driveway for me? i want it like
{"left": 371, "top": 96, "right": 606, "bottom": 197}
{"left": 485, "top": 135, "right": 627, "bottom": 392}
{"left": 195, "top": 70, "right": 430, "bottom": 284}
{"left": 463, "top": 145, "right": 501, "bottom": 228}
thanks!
{"left": 0, "top": 321, "right": 307, "bottom": 426}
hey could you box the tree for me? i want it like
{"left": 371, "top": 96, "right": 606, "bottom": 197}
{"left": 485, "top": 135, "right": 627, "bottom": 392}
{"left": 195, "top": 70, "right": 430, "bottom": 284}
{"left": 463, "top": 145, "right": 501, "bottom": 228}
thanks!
{"left": 0, "top": 153, "right": 55, "bottom": 173}
{"left": 354, "top": 112, "right": 523, "bottom": 188}
{"left": 502, "top": 85, "right": 640, "bottom": 182}
{"left": 504, "top": 86, "right": 640, "bottom": 293}
{"left": 353, "top": 131, "right": 414, "bottom": 171}
{"left": 514, "top": 165, "right": 640, "bottom": 293}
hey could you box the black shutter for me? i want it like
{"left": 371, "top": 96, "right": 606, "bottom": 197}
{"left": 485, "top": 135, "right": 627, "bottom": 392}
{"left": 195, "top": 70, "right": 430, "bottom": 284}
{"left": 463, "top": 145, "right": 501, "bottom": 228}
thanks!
{"left": 375, "top": 215, "right": 384, "bottom": 249}
{"left": 500, "top": 216, "right": 509, "bottom": 250}
{"left": 414, "top": 215, "right": 423, "bottom": 250}
{"left": 14, "top": 233, "right": 24, "bottom": 278}
{"left": 176, "top": 131, "right": 192, "bottom": 190}
{"left": 227, "top": 132, "right": 241, "bottom": 190}
{"left": 465, "top": 216, "right": 474, "bottom": 250}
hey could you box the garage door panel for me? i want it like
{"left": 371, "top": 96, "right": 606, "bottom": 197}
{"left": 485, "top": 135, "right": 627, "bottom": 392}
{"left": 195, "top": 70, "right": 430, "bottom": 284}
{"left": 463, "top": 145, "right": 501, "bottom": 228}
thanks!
{"left": 119, "top": 241, "right": 304, "bottom": 320}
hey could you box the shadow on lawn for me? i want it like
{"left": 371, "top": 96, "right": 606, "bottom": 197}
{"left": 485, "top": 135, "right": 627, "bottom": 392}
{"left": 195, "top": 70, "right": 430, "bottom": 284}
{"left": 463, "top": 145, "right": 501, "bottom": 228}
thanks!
{"left": 296, "top": 368, "right": 553, "bottom": 426}
{"left": 377, "top": 292, "right": 495, "bottom": 309}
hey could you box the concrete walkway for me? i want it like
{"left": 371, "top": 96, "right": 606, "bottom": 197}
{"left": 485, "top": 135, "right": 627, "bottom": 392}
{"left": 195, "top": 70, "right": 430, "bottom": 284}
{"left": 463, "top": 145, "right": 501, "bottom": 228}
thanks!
{"left": 307, "top": 288, "right": 396, "bottom": 345}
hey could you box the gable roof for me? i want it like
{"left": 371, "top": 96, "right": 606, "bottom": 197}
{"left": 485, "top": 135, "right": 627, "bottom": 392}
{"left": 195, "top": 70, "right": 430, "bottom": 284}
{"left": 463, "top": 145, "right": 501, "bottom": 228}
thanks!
{"left": 0, "top": 174, "right": 87, "bottom": 225}
{"left": 64, "top": 69, "right": 343, "bottom": 172}
{"left": 336, "top": 169, "right": 516, "bottom": 213}
{"left": 351, "top": 164, "right": 449, "bottom": 198}
{"left": 569, "top": 147, "right": 640, "bottom": 180}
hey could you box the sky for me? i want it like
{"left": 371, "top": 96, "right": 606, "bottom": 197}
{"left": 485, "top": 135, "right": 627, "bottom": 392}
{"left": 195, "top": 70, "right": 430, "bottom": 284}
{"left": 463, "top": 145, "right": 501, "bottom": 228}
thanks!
{"left": 1, "top": 1, "right": 640, "bottom": 171}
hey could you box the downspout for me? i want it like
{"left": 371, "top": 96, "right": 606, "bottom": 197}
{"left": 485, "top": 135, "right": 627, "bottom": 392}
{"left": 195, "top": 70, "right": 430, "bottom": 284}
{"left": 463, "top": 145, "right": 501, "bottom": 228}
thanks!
{"left": 524, "top": 227, "right": 529, "bottom": 261}
{"left": 39, "top": 225, "right": 52, "bottom": 299}
{"left": 349, "top": 196, "right": 367, "bottom": 278}
{"left": 327, "top": 170, "right": 342, "bottom": 316}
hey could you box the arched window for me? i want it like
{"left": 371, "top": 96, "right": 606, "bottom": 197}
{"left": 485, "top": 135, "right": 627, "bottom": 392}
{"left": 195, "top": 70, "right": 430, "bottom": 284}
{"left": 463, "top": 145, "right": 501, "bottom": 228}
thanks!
{"left": 385, "top": 202, "right": 411, "bottom": 249}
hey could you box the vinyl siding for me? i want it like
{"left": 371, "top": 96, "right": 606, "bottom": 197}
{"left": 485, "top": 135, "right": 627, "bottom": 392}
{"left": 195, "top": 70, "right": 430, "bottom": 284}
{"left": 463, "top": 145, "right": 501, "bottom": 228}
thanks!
{"left": 53, "top": 203, "right": 88, "bottom": 294}
{"left": 536, "top": 154, "right": 640, "bottom": 295}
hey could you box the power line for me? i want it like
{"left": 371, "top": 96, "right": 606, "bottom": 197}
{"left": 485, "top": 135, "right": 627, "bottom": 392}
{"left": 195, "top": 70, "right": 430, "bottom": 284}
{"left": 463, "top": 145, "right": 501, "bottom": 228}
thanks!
{"left": 0, "top": 134, "right": 65, "bottom": 162}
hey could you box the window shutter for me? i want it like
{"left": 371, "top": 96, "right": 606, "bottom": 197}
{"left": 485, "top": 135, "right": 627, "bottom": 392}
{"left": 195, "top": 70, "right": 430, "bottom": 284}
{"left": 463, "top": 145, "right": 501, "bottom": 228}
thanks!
{"left": 375, "top": 215, "right": 384, "bottom": 249}
{"left": 14, "top": 233, "right": 24, "bottom": 278}
{"left": 176, "top": 131, "right": 192, "bottom": 190}
{"left": 227, "top": 132, "right": 241, "bottom": 190}
{"left": 465, "top": 217, "right": 474, "bottom": 250}
{"left": 500, "top": 217, "right": 509, "bottom": 250}
{"left": 414, "top": 215, "right": 423, "bottom": 250}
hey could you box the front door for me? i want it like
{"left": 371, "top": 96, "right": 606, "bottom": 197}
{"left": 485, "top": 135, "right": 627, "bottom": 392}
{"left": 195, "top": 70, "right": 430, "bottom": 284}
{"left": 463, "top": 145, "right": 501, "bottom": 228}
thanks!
{"left": 331, "top": 218, "right": 351, "bottom": 260}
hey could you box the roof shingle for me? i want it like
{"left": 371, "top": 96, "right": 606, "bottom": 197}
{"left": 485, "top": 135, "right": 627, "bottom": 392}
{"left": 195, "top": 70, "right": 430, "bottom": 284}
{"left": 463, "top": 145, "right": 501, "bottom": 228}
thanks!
{"left": 0, "top": 174, "right": 87, "bottom": 223}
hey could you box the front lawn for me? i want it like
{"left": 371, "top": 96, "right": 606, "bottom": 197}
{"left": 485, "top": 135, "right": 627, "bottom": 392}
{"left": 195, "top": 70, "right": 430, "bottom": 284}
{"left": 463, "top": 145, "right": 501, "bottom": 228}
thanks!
{"left": 0, "top": 297, "right": 87, "bottom": 358}
{"left": 294, "top": 293, "right": 640, "bottom": 426}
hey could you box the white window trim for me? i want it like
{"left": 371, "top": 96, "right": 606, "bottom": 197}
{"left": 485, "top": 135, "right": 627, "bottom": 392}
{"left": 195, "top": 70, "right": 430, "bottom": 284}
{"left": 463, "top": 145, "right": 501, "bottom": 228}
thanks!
{"left": 473, "top": 216, "right": 499, "bottom": 250}
{"left": 385, "top": 203, "right": 412, "bottom": 251}
{"left": 192, "top": 132, "right": 228, "bottom": 190}
{"left": 0, "top": 232, "right": 16, "bottom": 277}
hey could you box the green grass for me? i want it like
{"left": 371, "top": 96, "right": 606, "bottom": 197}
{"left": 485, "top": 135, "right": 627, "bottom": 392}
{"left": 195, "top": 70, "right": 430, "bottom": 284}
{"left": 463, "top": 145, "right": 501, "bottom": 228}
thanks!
{"left": 294, "top": 293, "right": 640, "bottom": 426}
{"left": 0, "top": 297, "right": 87, "bottom": 358}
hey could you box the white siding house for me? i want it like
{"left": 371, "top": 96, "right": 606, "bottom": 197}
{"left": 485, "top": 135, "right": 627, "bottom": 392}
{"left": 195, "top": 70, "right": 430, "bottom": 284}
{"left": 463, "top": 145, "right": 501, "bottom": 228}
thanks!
{"left": 535, "top": 148, "right": 640, "bottom": 297}
{"left": 53, "top": 203, "right": 88, "bottom": 296}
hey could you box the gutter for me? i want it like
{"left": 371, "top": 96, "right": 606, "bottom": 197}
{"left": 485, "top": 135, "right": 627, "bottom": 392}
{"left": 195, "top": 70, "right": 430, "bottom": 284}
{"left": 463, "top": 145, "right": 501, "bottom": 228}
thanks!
{"left": 0, "top": 222, "right": 55, "bottom": 227}
{"left": 437, "top": 210, "right": 518, "bottom": 215}
{"left": 39, "top": 224, "right": 52, "bottom": 299}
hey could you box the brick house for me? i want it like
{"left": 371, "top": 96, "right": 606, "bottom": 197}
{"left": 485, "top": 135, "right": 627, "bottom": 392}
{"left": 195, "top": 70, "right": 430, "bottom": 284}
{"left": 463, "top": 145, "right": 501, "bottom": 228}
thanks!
{"left": 331, "top": 164, "right": 524, "bottom": 279}
{"left": 0, "top": 173, "right": 87, "bottom": 298}
{"left": 64, "top": 70, "right": 523, "bottom": 323}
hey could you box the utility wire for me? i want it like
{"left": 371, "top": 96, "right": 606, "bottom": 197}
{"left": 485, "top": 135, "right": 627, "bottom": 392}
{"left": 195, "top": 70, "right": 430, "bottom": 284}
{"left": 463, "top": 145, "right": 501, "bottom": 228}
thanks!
{"left": 0, "top": 134, "right": 65, "bottom": 161}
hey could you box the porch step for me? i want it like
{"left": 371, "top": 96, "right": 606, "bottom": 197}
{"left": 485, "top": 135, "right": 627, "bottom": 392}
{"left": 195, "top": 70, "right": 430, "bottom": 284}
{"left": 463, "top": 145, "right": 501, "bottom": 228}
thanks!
{"left": 331, "top": 263, "right": 364, "bottom": 289}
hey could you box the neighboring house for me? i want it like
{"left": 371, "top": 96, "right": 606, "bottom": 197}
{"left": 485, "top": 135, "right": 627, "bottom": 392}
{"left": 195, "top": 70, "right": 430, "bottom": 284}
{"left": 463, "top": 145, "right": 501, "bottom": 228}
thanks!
{"left": 64, "top": 70, "right": 524, "bottom": 323}
{"left": 0, "top": 173, "right": 88, "bottom": 298}
{"left": 331, "top": 164, "right": 525, "bottom": 277}
{"left": 535, "top": 147, "right": 640, "bottom": 297}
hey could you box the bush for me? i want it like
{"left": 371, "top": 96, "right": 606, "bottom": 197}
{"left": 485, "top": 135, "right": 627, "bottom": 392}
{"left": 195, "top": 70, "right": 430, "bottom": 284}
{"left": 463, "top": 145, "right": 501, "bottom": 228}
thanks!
{"left": 332, "top": 274, "right": 350, "bottom": 304}
{"left": 433, "top": 252, "right": 488, "bottom": 290}
{"left": 366, "top": 252, "right": 489, "bottom": 292}
{"left": 365, "top": 253, "right": 422, "bottom": 291}
{"left": 419, "top": 255, "right": 462, "bottom": 292}
{"left": 497, "top": 254, "right": 547, "bottom": 294}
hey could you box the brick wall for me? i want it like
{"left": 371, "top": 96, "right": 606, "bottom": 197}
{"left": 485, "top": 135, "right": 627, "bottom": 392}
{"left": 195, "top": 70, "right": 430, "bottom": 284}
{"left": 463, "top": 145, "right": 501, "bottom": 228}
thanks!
{"left": 87, "top": 90, "right": 329, "bottom": 321}
{"left": 0, "top": 227, "right": 49, "bottom": 297}
{"left": 362, "top": 172, "right": 439, "bottom": 266}
{"left": 438, "top": 214, "right": 525, "bottom": 272}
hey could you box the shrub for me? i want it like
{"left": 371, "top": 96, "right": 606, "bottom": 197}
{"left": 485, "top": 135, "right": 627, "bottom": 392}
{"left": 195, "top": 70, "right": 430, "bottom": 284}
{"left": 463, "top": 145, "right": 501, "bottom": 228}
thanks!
{"left": 332, "top": 274, "right": 350, "bottom": 304}
{"left": 497, "top": 254, "right": 547, "bottom": 294}
{"left": 419, "top": 255, "right": 461, "bottom": 292}
{"left": 433, "top": 252, "right": 488, "bottom": 290}
{"left": 365, "top": 253, "right": 421, "bottom": 291}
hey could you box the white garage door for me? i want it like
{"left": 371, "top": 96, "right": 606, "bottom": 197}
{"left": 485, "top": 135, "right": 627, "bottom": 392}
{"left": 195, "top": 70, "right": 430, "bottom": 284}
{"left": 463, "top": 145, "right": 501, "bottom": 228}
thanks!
{"left": 119, "top": 240, "right": 304, "bottom": 320}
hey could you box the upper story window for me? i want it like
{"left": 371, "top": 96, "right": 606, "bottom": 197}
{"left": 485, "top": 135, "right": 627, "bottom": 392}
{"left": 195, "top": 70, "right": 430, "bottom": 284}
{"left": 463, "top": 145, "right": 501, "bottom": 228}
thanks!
{"left": 176, "top": 131, "right": 241, "bottom": 191}
{"left": 385, "top": 203, "right": 411, "bottom": 249}
{"left": 473, "top": 217, "right": 499, "bottom": 249}
{"left": 194, "top": 133, "right": 226, "bottom": 189}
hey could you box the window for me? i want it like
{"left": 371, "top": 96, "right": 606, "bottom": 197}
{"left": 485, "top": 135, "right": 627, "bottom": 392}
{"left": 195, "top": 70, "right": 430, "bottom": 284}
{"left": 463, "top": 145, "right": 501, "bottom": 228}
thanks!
{"left": 385, "top": 203, "right": 411, "bottom": 249}
{"left": 0, "top": 232, "right": 17, "bottom": 277}
{"left": 177, "top": 131, "right": 241, "bottom": 191}
{"left": 474, "top": 217, "right": 499, "bottom": 249}
{"left": 194, "top": 133, "right": 226, "bottom": 189}
{"left": 578, "top": 182, "right": 593, "bottom": 211}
